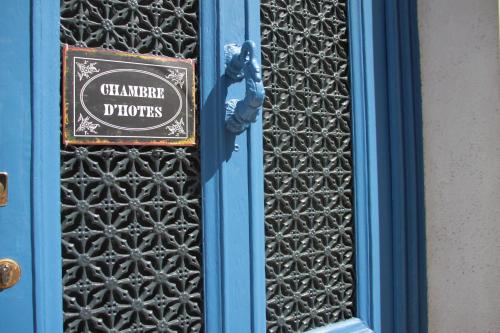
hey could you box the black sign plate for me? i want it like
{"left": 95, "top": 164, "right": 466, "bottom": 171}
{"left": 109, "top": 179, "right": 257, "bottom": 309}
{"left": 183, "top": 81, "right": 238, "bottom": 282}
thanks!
{"left": 62, "top": 46, "right": 196, "bottom": 146}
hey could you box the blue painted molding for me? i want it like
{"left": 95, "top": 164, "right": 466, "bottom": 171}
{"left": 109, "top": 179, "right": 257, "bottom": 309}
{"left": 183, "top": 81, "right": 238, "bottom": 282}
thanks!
{"left": 245, "top": 1, "right": 267, "bottom": 332}
{"left": 384, "top": 0, "right": 427, "bottom": 332}
{"left": 347, "top": 0, "right": 390, "bottom": 332}
{"left": 346, "top": 0, "right": 427, "bottom": 332}
{"left": 199, "top": 0, "right": 224, "bottom": 332}
{"left": 31, "top": 0, "right": 63, "bottom": 332}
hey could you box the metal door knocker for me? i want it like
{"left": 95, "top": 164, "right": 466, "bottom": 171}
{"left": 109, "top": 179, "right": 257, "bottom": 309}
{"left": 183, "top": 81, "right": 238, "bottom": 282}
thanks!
{"left": 224, "top": 40, "right": 265, "bottom": 134}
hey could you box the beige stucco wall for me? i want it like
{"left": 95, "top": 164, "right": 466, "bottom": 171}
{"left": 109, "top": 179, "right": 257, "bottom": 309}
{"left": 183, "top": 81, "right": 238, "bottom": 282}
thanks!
{"left": 418, "top": 0, "right": 500, "bottom": 332}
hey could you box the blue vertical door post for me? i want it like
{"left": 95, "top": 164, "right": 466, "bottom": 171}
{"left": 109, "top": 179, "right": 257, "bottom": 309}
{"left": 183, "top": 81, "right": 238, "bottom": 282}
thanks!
{"left": 31, "top": 0, "right": 63, "bottom": 332}
{"left": 200, "top": 0, "right": 266, "bottom": 332}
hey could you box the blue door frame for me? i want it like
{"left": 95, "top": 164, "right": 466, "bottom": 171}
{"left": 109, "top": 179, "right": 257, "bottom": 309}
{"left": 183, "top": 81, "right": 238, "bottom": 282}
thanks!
{"left": 1, "top": 0, "right": 426, "bottom": 332}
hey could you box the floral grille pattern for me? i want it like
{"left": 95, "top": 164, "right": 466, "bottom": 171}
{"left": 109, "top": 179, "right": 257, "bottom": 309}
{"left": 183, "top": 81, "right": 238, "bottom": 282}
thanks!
{"left": 261, "top": 0, "right": 355, "bottom": 332}
{"left": 60, "top": 1, "right": 203, "bottom": 332}
{"left": 61, "top": 0, "right": 198, "bottom": 57}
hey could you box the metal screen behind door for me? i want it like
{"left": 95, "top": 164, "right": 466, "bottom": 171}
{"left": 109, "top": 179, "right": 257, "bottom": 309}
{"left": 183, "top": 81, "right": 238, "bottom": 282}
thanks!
{"left": 261, "top": 1, "right": 356, "bottom": 332}
{"left": 60, "top": 1, "right": 203, "bottom": 332}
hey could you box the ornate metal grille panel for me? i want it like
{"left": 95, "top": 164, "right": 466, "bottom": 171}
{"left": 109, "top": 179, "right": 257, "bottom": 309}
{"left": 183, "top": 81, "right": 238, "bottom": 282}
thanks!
{"left": 261, "top": 1, "right": 356, "bottom": 332}
{"left": 60, "top": 1, "right": 203, "bottom": 332}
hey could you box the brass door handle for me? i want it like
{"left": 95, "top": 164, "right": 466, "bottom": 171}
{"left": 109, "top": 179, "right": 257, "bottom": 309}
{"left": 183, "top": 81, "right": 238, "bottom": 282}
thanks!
{"left": 0, "top": 172, "right": 7, "bottom": 207}
{"left": 0, "top": 259, "right": 21, "bottom": 289}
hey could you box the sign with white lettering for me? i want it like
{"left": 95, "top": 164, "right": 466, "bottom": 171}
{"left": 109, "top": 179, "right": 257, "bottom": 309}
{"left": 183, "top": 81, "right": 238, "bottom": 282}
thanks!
{"left": 62, "top": 45, "right": 196, "bottom": 146}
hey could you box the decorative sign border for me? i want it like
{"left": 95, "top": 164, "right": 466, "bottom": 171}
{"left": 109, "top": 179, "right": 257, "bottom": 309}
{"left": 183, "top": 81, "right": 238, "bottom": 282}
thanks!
{"left": 62, "top": 45, "right": 196, "bottom": 146}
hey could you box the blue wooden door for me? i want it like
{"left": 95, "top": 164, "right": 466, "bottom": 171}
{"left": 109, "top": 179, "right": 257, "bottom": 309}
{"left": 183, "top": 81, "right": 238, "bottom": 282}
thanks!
{"left": 0, "top": 0, "right": 425, "bottom": 332}
{"left": 0, "top": 0, "right": 35, "bottom": 331}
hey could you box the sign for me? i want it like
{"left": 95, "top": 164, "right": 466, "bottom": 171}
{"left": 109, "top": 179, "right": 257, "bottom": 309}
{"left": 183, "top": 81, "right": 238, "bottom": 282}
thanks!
{"left": 62, "top": 45, "right": 196, "bottom": 146}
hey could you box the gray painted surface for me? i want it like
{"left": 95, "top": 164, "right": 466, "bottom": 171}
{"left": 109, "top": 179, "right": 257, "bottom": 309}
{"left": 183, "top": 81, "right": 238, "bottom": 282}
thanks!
{"left": 418, "top": 0, "right": 500, "bottom": 332}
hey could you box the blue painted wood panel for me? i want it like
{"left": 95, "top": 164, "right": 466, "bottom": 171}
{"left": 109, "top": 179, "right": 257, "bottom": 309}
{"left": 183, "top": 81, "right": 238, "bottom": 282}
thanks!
{"left": 31, "top": 0, "right": 63, "bottom": 332}
{"left": 0, "top": 0, "right": 35, "bottom": 332}
{"left": 200, "top": 0, "right": 266, "bottom": 332}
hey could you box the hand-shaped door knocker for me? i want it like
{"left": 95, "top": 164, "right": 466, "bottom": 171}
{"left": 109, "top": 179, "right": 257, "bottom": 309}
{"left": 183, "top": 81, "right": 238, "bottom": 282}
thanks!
{"left": 224, "top": 40, "right": 265, "bottom": 134}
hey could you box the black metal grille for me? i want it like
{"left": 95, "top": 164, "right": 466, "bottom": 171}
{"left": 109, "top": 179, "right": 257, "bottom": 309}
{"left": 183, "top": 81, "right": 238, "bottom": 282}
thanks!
{"left": 60, "top": 1, "right": 203, "bottom": 332}
{"left": 261, "top": 0, "right": 356, "bottom": 332}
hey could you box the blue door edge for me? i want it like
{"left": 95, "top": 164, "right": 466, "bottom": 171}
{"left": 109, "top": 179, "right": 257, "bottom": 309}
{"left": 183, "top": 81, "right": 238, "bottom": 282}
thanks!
{"left": 31, "top": 0, "right": 63, "bottom": 333}
{"left": 385, "top": 0, "right": 428, "bottom": 332}
{"left": 349, "top": 0, "right": 427, "bottom": 333}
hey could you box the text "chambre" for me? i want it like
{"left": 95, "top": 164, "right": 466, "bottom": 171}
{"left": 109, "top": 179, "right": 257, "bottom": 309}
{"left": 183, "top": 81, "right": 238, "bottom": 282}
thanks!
{"left": 100, "top": 84, "right": 165, "bottom": 118}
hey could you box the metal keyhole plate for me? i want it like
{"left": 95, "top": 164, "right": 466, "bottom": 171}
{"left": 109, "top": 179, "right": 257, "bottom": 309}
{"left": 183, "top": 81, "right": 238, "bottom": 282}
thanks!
{"left": 0, "top": 259, "right": 21, "bottom": 289}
